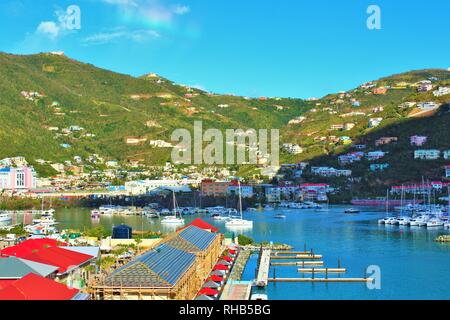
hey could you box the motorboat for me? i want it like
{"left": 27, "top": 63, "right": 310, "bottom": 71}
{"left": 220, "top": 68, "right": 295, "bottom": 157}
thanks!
{"left": 426, "top": 217, "right": 444, "bottom": 228}
{"left": 274, "top": 213, "right": 286, "bottom": 219}
{"left": 345, "top": 208, "right": 360, "bottom": 214}
{"left": 378, "top": 217, "right": 389, "bottom": 224}
{"left": 251, "top": 294, "right": 268, "bottom": 300}
{"left": 263, "top": 205, "right": 274, "bottom": 211}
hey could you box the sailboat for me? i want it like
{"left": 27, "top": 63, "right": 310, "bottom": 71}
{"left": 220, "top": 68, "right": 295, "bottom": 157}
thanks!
{"left": 161, "top": 192, "right": 185, "bottom": 225}
{"left": 315, "top": 198, "right": 330, "bottom": 212}
{"left": 226, "top": 181, "right": 253, "bottom": 228}
{"left": 378, "top": 190, "right": 391, "bottom": 224}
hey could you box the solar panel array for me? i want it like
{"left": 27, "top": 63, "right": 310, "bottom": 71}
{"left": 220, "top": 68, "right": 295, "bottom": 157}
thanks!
{"left": 178, "top": 226, "right": 218, "bottom": 251}
{"left": 106, "top": 244, "right": 196, "bottom": 287}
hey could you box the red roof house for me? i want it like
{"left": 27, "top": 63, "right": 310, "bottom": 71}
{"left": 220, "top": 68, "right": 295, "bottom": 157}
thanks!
{"left": 0, "top": 273, "right": 79, "bottom": 300}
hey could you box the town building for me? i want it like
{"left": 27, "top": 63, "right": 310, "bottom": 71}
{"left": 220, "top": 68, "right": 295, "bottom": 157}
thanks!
{"left": 311, "top": 167, "right": 352, "bottom": 177}
{"left": 125, "top": 180, "right": 189, "bottom": 196}
{"left": 368, "top": 118, "right": 383, "bottom": 128}
{"left": 433, "top": 86, "right": 450, "bottom": 97}
{"left": 367, "top": 151, "right": 386, "bottom": 161}
{"left": 370, "top": 163, "right": 390, "bottom": 172}
{"left": 414, "top": 150, "right": 441, "bottom": 160}
{"left": 443, "top": 150, "right": 450, "bottom": 160}
{"left": 282, "top": 143, "right": 303, "bottom": 155}
{"left": 446, "top": 165, "right": 450, "bottom": 178}
{"left": 373, "top": 87, "right": 388, "bottom": 95}
{"left": 227, "top": 181, "right": 254, "bottom": 198}
{"left": 201, "top": 180, "right": 230, "bottom": 197}
{"left": 265, "top": 186, "right": 281, "bottom": 203}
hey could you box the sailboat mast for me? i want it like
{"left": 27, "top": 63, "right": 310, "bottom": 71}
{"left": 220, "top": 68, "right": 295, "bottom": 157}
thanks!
{"left": 238, "top": 181, "right": 243, "bottom": 219}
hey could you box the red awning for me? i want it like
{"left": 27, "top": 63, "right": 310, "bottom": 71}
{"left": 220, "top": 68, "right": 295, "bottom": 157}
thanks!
{"left": 209, "top": 275, "right": 224, "bottom": 283}
{"left": 228, "top": 249, "right": 237, "bottom": 255}
{"left": 213, "top": 264, "right": 229, "bottom": 271}
{"left": 222, "top": 256, "right": 233, "bottom": 262}
{"left": 0, "top": 273, "right": 79, "bottom": 300}
{"left": 198, "top": 288, "right": 219, "bottom": 296}
{"left": 177, "top": 218, "right": 219, "bottom": 233}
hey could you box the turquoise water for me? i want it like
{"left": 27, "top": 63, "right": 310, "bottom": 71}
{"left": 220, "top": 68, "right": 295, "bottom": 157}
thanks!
{"left": 16, "top": 206, "right": 449, "bottom": 300}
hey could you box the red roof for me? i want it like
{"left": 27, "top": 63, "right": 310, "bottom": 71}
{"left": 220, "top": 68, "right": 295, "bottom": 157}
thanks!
{"left": 0, "top": 238, "right": 67, "bottom": 257}
{"left": 22, "top": 247, "right": 94, "bottom": 274}
{"left": 222, "top": 256, "right": 233, "bottom": 262}
{"left": 213, "top": 264, "right": 229, "bottom": 271}
{"left": 198, "top": 288, "right": 219, "bottom": 296}
{"left": 0, "top": 280, "right": 14, "bottom": 290}
{"left": 208, "top": 275, "right": 224, "bottom": 283}
{"left": 178, "top": 219, "right": 219, "bottom": 233}
{"left": 301, "top": 183, "right": 329, "bottom": 187}
{"left": 0, "top": 273, "right": 79, "bottom": 300}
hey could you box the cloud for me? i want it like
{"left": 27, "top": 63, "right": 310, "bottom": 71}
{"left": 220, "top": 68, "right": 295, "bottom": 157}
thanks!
{"left": 36, "top": 21, "right": 60, "bottom": 40}
{"left": 83, "top": 28, "right": 160, "bottom": 45}
{"left": 173, "top": 5, "right": 190, "bottom": 15}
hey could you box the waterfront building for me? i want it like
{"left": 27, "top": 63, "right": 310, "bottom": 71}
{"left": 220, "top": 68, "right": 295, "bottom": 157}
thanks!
{"left": 0, "top": 166, "right": 37, "bottom": 191}
{"left": 414, "top": 149, "right": 441, "bottom": 160}
{"left": 265, "top": 186, "right": 281, "bottom": 203}
{"left": 228, "top": 181, "right": 254, "bottom": 198}
{"left": 125, "top": 179, "right": 187, "bottom": 195}
{"left": 94, "top": 224, "right": 221, "bottom": 300}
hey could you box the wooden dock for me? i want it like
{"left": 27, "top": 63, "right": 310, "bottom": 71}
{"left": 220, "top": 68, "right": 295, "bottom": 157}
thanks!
{"left": 271, "top": 254, "right": 322, "bottom": 260}
{"left": 271, "top": 261, "right": 324, "bottom": 267}
{"left": 255, "top": 249, "right": 271, "bottom": 287}
{"left": 298, "top": 268, "right": 347, "bottom": 274}
{"left": 268, "top": 278, "right": 371, "bottom": 283}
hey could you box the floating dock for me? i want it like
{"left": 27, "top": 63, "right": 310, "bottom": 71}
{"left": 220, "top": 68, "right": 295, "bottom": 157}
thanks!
{"left": 298, "top": 268, "right": 347, "bottom": 274}
{"left": 255, "top": 249, "right": 271, "bottom": 287}
{"left": 271, "top": 254, "right": 322, "bottom": 260}
{"left": 269, "top": 278, "right": 371, "bottom": 283}
{"left": 271, "top": 261, "right": 324, "bottom": 267}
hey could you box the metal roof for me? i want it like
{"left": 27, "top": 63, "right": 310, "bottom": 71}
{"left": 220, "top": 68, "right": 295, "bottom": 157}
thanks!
{"left": 178, "top": 226, "right": 218, "bottom": 251}
{"left": 0, "top": 257, "right": 58, "bottom": 279}
{"left": 105, "top": 244, "right": 196, "bottom": 288}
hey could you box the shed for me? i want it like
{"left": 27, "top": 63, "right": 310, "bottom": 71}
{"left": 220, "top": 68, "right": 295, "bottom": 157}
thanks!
{"left": 112, "top": 225, "right": 133, "bottom": 239}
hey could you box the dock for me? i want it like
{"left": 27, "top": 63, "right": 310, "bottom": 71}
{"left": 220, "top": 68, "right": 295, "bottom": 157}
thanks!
{"left": 298, "top": 268, "right": 346, "bottom": 274}
{"left": 220, "top": 281, "right": 253, "bottom": 300}
{"left": 271, "top": 254, "right": 322, "bottom": 260}
{"left": 255, "top": 249, "right": 271, "bottom": 287}
{"left": 271, "top": 261, "right": 324, "bottom": 267}
{"left": 269, "top": 278, "right": 371, "bottom": 283}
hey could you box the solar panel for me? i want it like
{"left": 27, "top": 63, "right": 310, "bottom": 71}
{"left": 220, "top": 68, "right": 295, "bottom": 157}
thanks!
{"left": 178, "top": 226, "right": 218, "bottom": 251}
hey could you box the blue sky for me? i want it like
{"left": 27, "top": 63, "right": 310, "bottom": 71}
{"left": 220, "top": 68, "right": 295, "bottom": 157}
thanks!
{"left": 0, "top": 0, "right": 449, "bottom": 98}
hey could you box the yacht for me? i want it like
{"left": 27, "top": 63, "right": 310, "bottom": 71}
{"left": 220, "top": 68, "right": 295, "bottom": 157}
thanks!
{"left": 409, "top": 215, "right": 429, "bottom": 227}
{"left": 425, "top": 217, "right": 444, "bottom": 228}
{"left": 0, "top": 213, "right": 12, "bottom": 222}
{"left": 161, "top": 192, "right": 185, "bottom": 225}
{"left": 385, "top": 217, "right": 399, "bottom": 225}
{"left": 226, "top": 181, "right": 253, "bottom": 229}
{"left": 397, "top": 217, "right": 412, "bottom": 226}
{"left": 378, "top": 217, "right": 389, "bottom": 224}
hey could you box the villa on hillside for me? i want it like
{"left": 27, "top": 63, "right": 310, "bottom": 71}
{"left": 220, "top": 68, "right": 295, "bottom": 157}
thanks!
{"left": 410, "top": 135, "right": 428, "bottom": 146}
{"left": 311, "top": 167, "right": 352, "bottom": 177}
{"left": 373, "top": 87, "right": 388, "bottom": 95}
{"left": 375, "top": 137, "right": 398, "bottom": 146}
{"left": 368, "top": 118, "right": 383, "bottom": 128}
{"left": 417, "top": 83, "right": 433, "bottom": 92}
{"left": 414, "top": 149, "right": 441, "bottom": 160}
{"left": 370, "top": 163, "right": 390, "bottom": 172}
{"left": 367, "top": 151, "right": 386, "bottom": 161}
{"left": 433, "top": 86, "right": 450, "bottom": 97}
{"left": 446, "top": 165, "right": 450, "bottom": 178}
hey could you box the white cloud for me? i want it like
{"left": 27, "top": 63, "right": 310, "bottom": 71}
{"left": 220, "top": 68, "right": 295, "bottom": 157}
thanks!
{"left": 36, "top": 21, "right": 60, "bottom": 40}
{"left": 173, "top": 5, "right": 190, "bottom": 15}
{"left": 83, "top": 28, "right": 160, "bottom": 45}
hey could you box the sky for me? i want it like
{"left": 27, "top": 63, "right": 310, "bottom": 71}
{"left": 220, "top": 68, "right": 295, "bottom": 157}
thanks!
{"left": 0, "top": 0, "right": 449, "bottom": 99}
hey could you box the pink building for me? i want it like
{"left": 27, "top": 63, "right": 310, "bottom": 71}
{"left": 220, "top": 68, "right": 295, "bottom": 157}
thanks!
{"left": 0, "top": 167, "right": 37, "bottom": 191}
{"left": 410, "top": 135, "right": 428, "bottom": 146}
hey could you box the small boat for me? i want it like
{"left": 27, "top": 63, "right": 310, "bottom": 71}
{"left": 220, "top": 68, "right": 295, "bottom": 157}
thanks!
{"left": 385, "top": 217, "right": 399, "bottom": 225}
{"left": 344, "top": 208, "right": 360, "bottom": 214}
{"left": 397, "top": 217, "right": 412, "bottom": 226}
{"left": 91, "top": 210, "right": 101, "bottom": 219}
{"left": 251, "top": 294, "right": 268, "bottom": 300}
{"left": 378, "top": 218, "right": 389, "bottom": 224}
{"left": 409, "top": 215, "right": 429, "bottom": 227}
{"left": 264, "top": 205, "right": 274, "bottom": 211}
{"left": 0, "top": 213, "right": 12, "bottom": 222}
{"left": 274, "top": 214, "right": 286, "bottom": 219}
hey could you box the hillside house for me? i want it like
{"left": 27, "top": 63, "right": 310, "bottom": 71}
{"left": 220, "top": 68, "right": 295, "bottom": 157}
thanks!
{"left": 311, "top": 167, "right": 352, "bottom": 177}
{"left": 340, "top": 136, "right": 353, "bottom": 145}
{"left": 446, "top": 165, "right": 450, "bottom": 178}
{"left": 417, "top": 83, "right": 433, "bottom": 92}
{"left": 372, "top": 106, "right": 384, "bottom": 113}
{"left": 344, "top": 123, "right": 356, "bottom": 131}
{"left": 443, "top": 150, "right": 450, "bottom": 160}
{"left": 368, "top": 118, "right": 383, "bottom": 128}
{"left": 399, "top": 102, "right": 416, "bottom": 109}
{"left": 339, "top": 152, "right": 364, "bottom": 165}
{"left": 353, "top": 144, "right": 367, "bottom": 150}
{"left": 282, "top": 143, "right": 303, "bottom": 155}
{"left": 370, "top": 163, "right": 390, "bottom": 172}
{"left": 373, "top": 87, "right": 388, "bottom": 95}
{"left": 149, "top": 140, "right": 173, "bottom": 148}
{"left": 410, "top": 135, "right": 428, "bottom": 146}
{"left": 330, "top": 124, "right": 344, "bottom": 131}
{"left": 417, "top": 102, "right": 440, "bottom": 110}
{"left": 375, "top": 137, "right": 398, "bottom": 146}
{"left": 288, "top": 117, "right": 307, "bottom": 125}
{"left": 367, "top": 151, "right": 386, "bottom": 161}
{"left": 414, "top": 150, "right": 441, "bottom": 160}
{"left": 433, "top": 87, "right": 450, "bottom": 97}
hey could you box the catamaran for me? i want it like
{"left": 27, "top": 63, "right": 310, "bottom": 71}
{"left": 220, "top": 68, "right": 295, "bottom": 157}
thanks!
{"left": 226, "top": 181, "right": 253, "bottom": 228}
{"left": 161, "top": 192, "right": 185, "bottom": 225}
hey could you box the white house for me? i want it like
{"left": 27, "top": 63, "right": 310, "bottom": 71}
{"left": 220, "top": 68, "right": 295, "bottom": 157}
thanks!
{"left": 368, "top": 118, "right": 383, "bottom": 128}
{"left": 414, "top": 150, "right": 441, "bottom": 160}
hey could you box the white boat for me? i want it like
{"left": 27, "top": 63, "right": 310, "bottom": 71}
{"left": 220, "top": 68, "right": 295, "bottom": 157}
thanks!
{"left": 0, "top": 213, "right": 12, "bottom": 222}
{"left": 91, "top": 210, "right": 101, "bottom": 219}
{"left": 444, "top": 222, "right": 450, "bottom": 229}
{"left": 426, "top": 217, "right": 444, "bottom": 228}
{"left": 274, "top": 213, "right": 286, "bottom": 219}
{"left": 161, "top": 192, "right": 185, "bottom": 225}
{"left": 385, "top": 217, "right": 399, "bottom": 225}
{"left": 264, "top": 205, "right": 274, "bottom": 211}
{"left": 288, "top": 202, "right": 303, "bottom": 209}
{"left": 226, "top": 181, "right": 253, "bottom": 229}
{"left": 378, "top": 218, "right": 389, "bottom": 224}
{"left": 409, "top": 215, "right": 429, "bottom": 227}
{"left": 345, "top": 208, "right": 360, "bottom": 214}
{"left": 251, "top": 294, "right": 268, "bottom": 300}
{"left": 397, "top": 217, "right": 412, "bottom": 226}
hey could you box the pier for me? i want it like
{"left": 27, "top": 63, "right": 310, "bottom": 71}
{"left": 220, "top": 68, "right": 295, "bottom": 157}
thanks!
{"left": 255, "top": 249, "right": 271, "bottom": 287}
{"left": 298, "top": 268, "right": 347, "bottom": 274}
{"left": 271, "top": 254, "right": 322, "bottom": 260}
{"left": 269, "top": 278, "right": 371, "bottom": 283}
{"left": 271, "top": 261, "right": 324, "bottom": 267}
